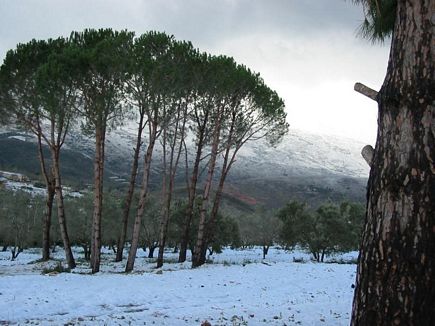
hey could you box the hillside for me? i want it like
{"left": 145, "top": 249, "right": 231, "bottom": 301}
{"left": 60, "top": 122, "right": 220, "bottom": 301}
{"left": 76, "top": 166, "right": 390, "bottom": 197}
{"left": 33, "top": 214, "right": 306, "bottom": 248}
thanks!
{"left": 0, "top": 125, "right": 369, "bottom": 211}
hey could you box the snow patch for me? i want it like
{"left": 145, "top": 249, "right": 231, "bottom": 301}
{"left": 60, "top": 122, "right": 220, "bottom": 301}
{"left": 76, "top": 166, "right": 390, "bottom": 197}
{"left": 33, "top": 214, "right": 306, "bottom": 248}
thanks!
{"left": 0, "top": 247, "right": 357, "bottom": 325}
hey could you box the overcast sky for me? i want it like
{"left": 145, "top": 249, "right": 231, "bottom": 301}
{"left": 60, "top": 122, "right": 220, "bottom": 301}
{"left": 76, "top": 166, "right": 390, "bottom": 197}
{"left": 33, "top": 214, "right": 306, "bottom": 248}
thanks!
{"left": 0, "top": 0, "right": 390, "bottom": 144}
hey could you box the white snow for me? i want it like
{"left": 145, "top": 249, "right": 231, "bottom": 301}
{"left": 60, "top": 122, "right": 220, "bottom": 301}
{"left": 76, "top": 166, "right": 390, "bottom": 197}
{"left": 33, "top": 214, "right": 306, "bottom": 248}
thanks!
{"left": 0, "top": 175, "right": 83, "bottom": 198}
{"left": 0, "top": 247, "right": 358, "bottom": 325}
{"left": 8, "top": 135, "right": 27, "bottom": 142}
{"left": 1, "top": 178, "right": 47, "bottom": 196}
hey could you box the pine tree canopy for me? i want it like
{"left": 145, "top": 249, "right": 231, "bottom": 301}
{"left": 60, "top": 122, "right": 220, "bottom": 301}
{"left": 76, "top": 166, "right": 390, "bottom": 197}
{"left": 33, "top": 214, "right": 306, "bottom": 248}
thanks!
{"left": 353, "top": 0, "right": 397, "bottom": 42}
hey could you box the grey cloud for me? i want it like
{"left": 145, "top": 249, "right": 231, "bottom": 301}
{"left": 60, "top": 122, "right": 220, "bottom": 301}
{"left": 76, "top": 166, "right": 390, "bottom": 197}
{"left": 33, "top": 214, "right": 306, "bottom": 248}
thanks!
{"left": 0, "top": 0, "right": 387, "bottom": 143}
{"left": 0, "top": 0, "right": 365, "bottom": 58}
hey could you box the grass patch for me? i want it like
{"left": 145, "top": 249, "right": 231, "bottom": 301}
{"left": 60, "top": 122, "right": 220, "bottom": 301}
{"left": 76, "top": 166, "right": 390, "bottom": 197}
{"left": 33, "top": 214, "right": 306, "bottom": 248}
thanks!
{"left": 325, "top": 258, "right": 358, "bottom": 264}
{"left": 42, "top": 261, "right": 71, "bottom": 274}
{"left": 28, "top": 258, "right": 49, "bottom": 265}
{"left": 292, "top": 257, "right": 306, "bottom": 263}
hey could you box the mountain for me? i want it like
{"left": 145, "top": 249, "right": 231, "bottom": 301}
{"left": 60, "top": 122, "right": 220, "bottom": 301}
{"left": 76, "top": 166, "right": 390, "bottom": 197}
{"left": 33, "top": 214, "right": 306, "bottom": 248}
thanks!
{"left": 0, "top": 124, "right": 369, "bottom": 212}
{"left": 225, "top": 130, "right": 369, "bottom": 209}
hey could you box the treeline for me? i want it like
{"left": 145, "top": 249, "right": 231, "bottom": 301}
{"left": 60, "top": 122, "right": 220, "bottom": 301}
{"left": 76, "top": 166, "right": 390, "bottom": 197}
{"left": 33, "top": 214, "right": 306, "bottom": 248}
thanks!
{"left": 0, "top": 29, "right": 287, "bottom": 272}
{"left": 0, "top": 188, "right": 363, "bottom": 263}
{"left": 238, "top": 200, "right": 364, "bottom": 261}
{"left": 0, "top": 189, "right": 241, "bottom": 262}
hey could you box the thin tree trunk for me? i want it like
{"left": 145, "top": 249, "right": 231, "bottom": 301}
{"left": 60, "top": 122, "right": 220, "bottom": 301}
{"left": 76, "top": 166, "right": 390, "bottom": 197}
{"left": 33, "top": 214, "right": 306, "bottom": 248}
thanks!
{"left": 199, "top": 164, "right": 228, "bottom": 264}
{"left": 82, "top": 244, "right": 90, "bottom": 261}
{"left": 192, "top": 110, "right": 222, "bottom": 268}
{"left": 157, "top": 127, "right": 169, "bottom": 268}
{"left": 125, "top": 123, "right": 157, "bottom": 272}
{"left": 115, "top": 111, "right": 145, "bottom": 262}
{"left": 52, "top": 149, "right": 76, "bottom": 269}
{"left": 91, "top": 125, "right": 104, "bottom": 273}
{"left": 156, "top": 193, "right": 172, "bottom": 268}
{"left": 36, "top": 129, "right": 54, "bottom": 261}
{"left": 351, "top": 1, "right": 434, "bottom": 324}
{"left": 263, "top": 245, "right": 269, "bottom": 259}
{"left": 198, "top": 111, "right": 236, "bottom": 265}
{"left": 157, "top": 103, "right": 186, "bottom": 268}
{"left": 42, "top": 188, "right": 54, "bottom": 261}
{"left": 179, "top": 113, "right": 208, "bottom": 263}
{"left": 148, "top": 245, "right": 156, "bottom": 258}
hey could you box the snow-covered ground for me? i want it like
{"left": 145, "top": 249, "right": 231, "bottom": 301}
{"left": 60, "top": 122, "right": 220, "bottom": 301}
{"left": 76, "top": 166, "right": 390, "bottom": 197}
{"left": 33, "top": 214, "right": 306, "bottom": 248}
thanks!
{"left": 0, "top": 247, "right": 358, "bottom": 325}
{"left": 0, "top": 174, "right": 82, "bottom": 198}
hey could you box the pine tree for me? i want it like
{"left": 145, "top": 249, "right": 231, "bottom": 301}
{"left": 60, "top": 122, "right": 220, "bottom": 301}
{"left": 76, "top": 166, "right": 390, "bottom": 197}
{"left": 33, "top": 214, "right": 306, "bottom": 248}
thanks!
{"left": 351, "top": 0, "right": 434, "bottom": 324}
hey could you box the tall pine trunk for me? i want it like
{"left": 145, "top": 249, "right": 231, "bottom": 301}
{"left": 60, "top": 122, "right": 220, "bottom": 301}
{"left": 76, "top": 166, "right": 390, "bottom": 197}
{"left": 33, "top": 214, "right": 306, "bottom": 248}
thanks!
{"left": 179, "top": 111, "right": 208, "bottom": 263}
{"left": 192, "top": 112, "right": 222, "bottom": 268}
{"left": 125, "top": 123, "right": 157, "bottom": 272}
{"left": 42, "top": 185, "right": 55, "bottom": 261}
{"left": 156, "top": 180, "right": 173, "bottom": 268}
{"left": 36, "top": 131, "right": 54, "bottom": 261}
{"left": 199, "top": 112, "right": 237, "bottom": 264}
{"left": 115, "top": 112, "right": 145, "bottom": 262}
{"left": 51, "top": 149, "right": 76, "bottom": 269}
{"left": 178, "top": 133, "right": 204, "bottom": 262}
{"left": 157, "top": 127, "right": 169, "bottom": 268}
{"left": 351, "top": 1, "right": 434, "bottom": 324}
{"left": 157, "top": 106, "right": 186, "bottom": 268}
{"left": 200, "top": 162, "right": 228, "bottom": 264}
{"left": 91, "top": 124, "right": 105, "bottom": 273}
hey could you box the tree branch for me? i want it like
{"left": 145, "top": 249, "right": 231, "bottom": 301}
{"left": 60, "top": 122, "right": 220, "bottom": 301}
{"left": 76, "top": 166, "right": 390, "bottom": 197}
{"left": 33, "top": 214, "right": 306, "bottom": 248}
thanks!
{"left": 361, "top": 145, "right": 374, "bottom": 167}
{"left": 354, "top": 82, "right": 378, "bottom": 102}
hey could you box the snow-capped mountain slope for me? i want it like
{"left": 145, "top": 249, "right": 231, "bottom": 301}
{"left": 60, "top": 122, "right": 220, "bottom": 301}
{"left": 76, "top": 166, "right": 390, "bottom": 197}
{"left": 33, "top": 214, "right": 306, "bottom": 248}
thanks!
{"left": 69, "top": 124, "right": 370, "bottom": 208}
{"left": 0, "top": 125, "right": 369, "bottom": 208}
{"left": 71, "top": 123, "right": 370, "bottom": 180}
{"left": 0, "top": 123, "right": 369, "bottom": 179}
{"left": 233, "top": 129, "right": 369, "bottom": 180}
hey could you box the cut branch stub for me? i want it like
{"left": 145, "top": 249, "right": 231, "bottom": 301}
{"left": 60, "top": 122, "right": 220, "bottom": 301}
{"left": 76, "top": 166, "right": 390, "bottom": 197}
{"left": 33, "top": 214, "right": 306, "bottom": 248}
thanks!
{"left": 354, "top": 82, "right": 378, "bottom": 102}
{"left": 361, "top": 145, "right": 374, "bottom": 167}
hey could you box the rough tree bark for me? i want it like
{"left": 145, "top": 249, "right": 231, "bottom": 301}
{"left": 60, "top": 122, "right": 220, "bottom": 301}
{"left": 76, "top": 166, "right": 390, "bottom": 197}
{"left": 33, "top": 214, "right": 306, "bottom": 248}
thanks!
{"left": 361, "top": 144, "right": 374, "bottom": 167}
{"left": 351, "top": 1, "right": 434, "bottom": 324}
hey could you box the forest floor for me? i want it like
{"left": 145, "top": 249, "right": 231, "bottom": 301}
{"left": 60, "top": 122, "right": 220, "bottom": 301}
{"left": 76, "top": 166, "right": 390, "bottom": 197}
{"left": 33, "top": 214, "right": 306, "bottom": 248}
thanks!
{"left": 0, "top": 247, "right": 358, "bottom": 325}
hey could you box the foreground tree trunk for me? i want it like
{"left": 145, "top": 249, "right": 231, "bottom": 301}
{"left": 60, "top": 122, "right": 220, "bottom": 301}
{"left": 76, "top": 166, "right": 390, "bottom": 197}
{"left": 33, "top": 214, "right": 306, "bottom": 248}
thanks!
{"left": 351, "top": 1, "right": 434, "bottom": 324}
